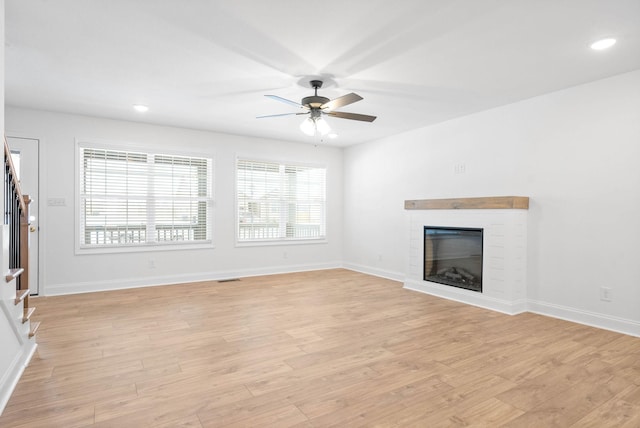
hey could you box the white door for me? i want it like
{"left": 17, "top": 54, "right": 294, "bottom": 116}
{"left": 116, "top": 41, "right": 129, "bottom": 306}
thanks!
{"left": 7, "top": 136, "right": 40, "bottom": 295}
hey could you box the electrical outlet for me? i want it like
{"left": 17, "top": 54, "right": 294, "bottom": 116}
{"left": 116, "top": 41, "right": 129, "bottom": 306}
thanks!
{"left": 148, "top": 259, "right": 156, "bottom": 269}
{"left": 600, "top": 287, "right": 612, "bottom": 302}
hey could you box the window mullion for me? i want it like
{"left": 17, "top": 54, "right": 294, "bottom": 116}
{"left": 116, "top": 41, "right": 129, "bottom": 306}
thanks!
{"left": 146, "top": 154, "right": 156, "bottom": 243}
{"left": 279, "top": 164, "right": 287, "bottom": 239}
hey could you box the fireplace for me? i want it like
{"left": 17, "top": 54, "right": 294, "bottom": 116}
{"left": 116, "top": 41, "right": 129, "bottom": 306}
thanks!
{"left": 423, "top": 226, "right": 483, "bottom": 292}
{"left": 406, "top": 197, "right": 528, "bottom": 314}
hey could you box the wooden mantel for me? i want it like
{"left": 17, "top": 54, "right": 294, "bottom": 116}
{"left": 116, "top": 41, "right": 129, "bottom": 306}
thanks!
{"left": 404, "top": 196, "right": 529, "bottom": 210}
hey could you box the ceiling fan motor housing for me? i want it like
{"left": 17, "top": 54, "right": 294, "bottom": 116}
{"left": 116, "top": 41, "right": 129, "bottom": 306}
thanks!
{"left": 301, "top": 95, "right": 330, "bottom": 109}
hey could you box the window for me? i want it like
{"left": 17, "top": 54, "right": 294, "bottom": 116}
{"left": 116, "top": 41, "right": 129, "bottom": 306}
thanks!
{"left": 236, "top": 159, "right": 326, "bottom": 242}
{"left": 78, "top": 145, "right": 213, "bottom": 250}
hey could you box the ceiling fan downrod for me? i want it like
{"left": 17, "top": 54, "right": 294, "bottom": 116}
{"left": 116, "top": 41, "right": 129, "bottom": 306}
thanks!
{"left": 302, "top": 80, "right": 329, "bottom": 109}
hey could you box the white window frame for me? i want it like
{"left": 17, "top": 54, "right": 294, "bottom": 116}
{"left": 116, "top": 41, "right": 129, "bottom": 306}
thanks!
{"left": 235, "top": 157, "right": 327, "bottom": 245}
{"left": 75, "top": 139, "right": 214, "bottom": 254}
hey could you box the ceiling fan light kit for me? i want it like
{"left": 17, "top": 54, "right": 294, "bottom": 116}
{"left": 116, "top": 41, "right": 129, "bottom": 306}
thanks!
{"left": 259, "top": 80, "right": 376, "bottom": 137}
{"left": 300, "top": 107, "right": 331, "bottom": 136}
{"left": 315, "top": 117, "right": 331, "bottom": 135}
{"left": 299, "top": 117, "right": 316, "bottom": 136}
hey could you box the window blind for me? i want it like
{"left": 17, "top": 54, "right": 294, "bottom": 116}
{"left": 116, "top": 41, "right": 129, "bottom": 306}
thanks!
{"left": 79, "top": 147, "right": 213, "bottom": 248}
{"left": 236, "top": 159, "right": 326, "bottom": 242}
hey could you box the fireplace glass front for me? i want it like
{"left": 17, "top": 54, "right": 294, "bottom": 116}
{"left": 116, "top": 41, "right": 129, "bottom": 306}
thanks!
{"left": 423, "top": 226, "right": 483, "bottom": 292}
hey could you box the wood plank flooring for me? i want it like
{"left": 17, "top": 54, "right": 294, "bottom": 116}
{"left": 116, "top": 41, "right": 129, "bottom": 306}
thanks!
{"left": 1, "top": 269, "right": 640, "bottom": 427}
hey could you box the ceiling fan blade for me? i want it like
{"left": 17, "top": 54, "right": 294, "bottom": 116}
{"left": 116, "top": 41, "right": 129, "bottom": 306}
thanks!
{"left": 326, "top": 111, "right": 377, "bottom": 122}
{"left": 321, "top": 93, "right": 363, "bottom": 111}
{"left": 265, "top": 94, "right": 304, "bottom": 108}
{"left": 256, "top": 112, "right": 308, "bottom": 119}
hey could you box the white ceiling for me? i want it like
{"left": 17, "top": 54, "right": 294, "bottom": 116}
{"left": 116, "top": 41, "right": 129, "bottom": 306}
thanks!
{"left": 5, "top": 0, "right": 640, "bottom": 147}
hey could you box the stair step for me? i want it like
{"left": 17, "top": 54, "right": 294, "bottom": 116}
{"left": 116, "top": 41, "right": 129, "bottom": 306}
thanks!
{"left": 29, "top": 321, "right": 40, "bottom": 338}
{"left": 22, "top": 307, "right": 36, "bottom": 323}
{"left": 15, "top": 289, "right": 30, "bottom": 305}
{"left": 5, "top": 268, "right": 24, "bottom": 283}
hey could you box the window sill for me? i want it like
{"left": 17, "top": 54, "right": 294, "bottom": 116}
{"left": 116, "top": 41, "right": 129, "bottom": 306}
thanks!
{"left": 235, "top": 238, "right": 328, "bottom": 248}
{"left": 76, "top": 241, "right": 214, "bottom": 255}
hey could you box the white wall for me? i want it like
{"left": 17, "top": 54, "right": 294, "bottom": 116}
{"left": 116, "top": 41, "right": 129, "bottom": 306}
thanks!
{"left": 343, "top": 69, "right": 640, "bottom": 335}
{"left": 5, "top": 107, "right": 344, "bottom": 295}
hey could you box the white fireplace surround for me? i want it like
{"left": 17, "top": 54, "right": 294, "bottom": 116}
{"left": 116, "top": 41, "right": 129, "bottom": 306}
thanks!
{"left": 404, "top": 198, "right": 528, "bottom": 315}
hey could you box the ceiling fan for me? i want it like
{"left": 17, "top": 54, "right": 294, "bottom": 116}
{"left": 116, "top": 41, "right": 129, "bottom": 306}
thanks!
{"left": 257, "top": 80, "right": 376, "bottom": 137}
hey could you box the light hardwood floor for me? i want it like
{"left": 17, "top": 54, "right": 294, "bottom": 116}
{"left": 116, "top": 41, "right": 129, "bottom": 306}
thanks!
{"left": 1, "top": 269, "right": 640, "bottom": 427}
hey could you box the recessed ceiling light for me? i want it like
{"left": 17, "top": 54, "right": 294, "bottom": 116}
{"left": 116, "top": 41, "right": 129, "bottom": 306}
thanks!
{"left": 133, "top": 104, "right": 149, "bottom": 112}
{"left": 328, "top": 133, "right": 338, "bottom": 139}
{"left": 590, "top": 38, "right": 616, "bottom": 50}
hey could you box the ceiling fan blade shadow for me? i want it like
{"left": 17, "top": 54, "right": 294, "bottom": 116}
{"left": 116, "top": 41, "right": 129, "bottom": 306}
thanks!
{"left": 256, "top": 112, "right": 308, "bottom": 119}
{"left": 326, "top": 111, "right": 376, "bottom": 122}
{"left": 196, "top": 80, "right": 293, "bottom": 99}
{"left": 265, "top": 94, "right": 305, "bottom": 108}
{"left": 151, "top": 4, "right": 315, "bottom": 77}
{"left": 323, "top": 3, "right": 497, "bottom": 77}
{"left": 215, "top": 77, "right": 292, "bottom": 95}
{"left": 340, "top": 78, "right": 479, "bottom": 103}
{"left": 321, "top": 93, "right": 363, "bottom": 111}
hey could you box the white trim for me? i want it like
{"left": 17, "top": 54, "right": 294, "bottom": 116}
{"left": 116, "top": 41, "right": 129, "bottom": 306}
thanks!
{"left": 528, "top": 299, "right": 640, "bottom": 338}
{"left": 0, "top": 342, "right": 37, "bottom": 416}
{"left": 76, "top": 137, "right": 215, "bottom": 160}
{"left": 405, "top": 277, "right": 638, "bottom": 335}
{"left": 341, "top": 262, "right": 405, "bottom": 282}
{"left": 403, "top": 278, "right": 527, "bottom": 315}
{"left": 76, "top": 240, "right": 215, "bottom": 255}
{"left": 0, "top": 284, "right": 38, "bottom": 416}
{"left": 0, "top": 299, "right": 25, "bottom": 346}
{"left": 43, "top": 262, "right": 342, "bottom": 296}
{"left": 234, "top": 152, "right": 327, "bottom": 170}
{"left": 235, "top": 238, "right": 327, "bottom": 248}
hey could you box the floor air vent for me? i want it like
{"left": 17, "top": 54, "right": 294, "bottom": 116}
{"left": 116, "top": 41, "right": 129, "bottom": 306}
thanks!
{"left": 217, "top": 278, "right": 240, "bottom": 283}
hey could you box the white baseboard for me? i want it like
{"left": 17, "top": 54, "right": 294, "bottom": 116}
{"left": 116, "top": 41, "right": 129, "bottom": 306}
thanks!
{"left": 0, "top": 342, "right": 37, "bottom": 415}
{"left": 404, "top": 279, "right": 639, "bottom": 336}
{"left": 528, "top": 300, "right": 640, "bottom": 338}
{"left": 341, "top": 262, "right": 404, "bottom": 282}
{"left": 403, "top": 279, "right": 639, "bottom": 337}
{"left": 43, "top": 262, "right": 342, "bottom": 296}
{"left": 403, "top": 278, "right": 527, "bottom": 315}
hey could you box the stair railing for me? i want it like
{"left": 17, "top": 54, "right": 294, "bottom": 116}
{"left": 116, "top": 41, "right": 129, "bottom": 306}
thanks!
{"left": 3, "top": 136, "right": 30, "bottom": 299}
